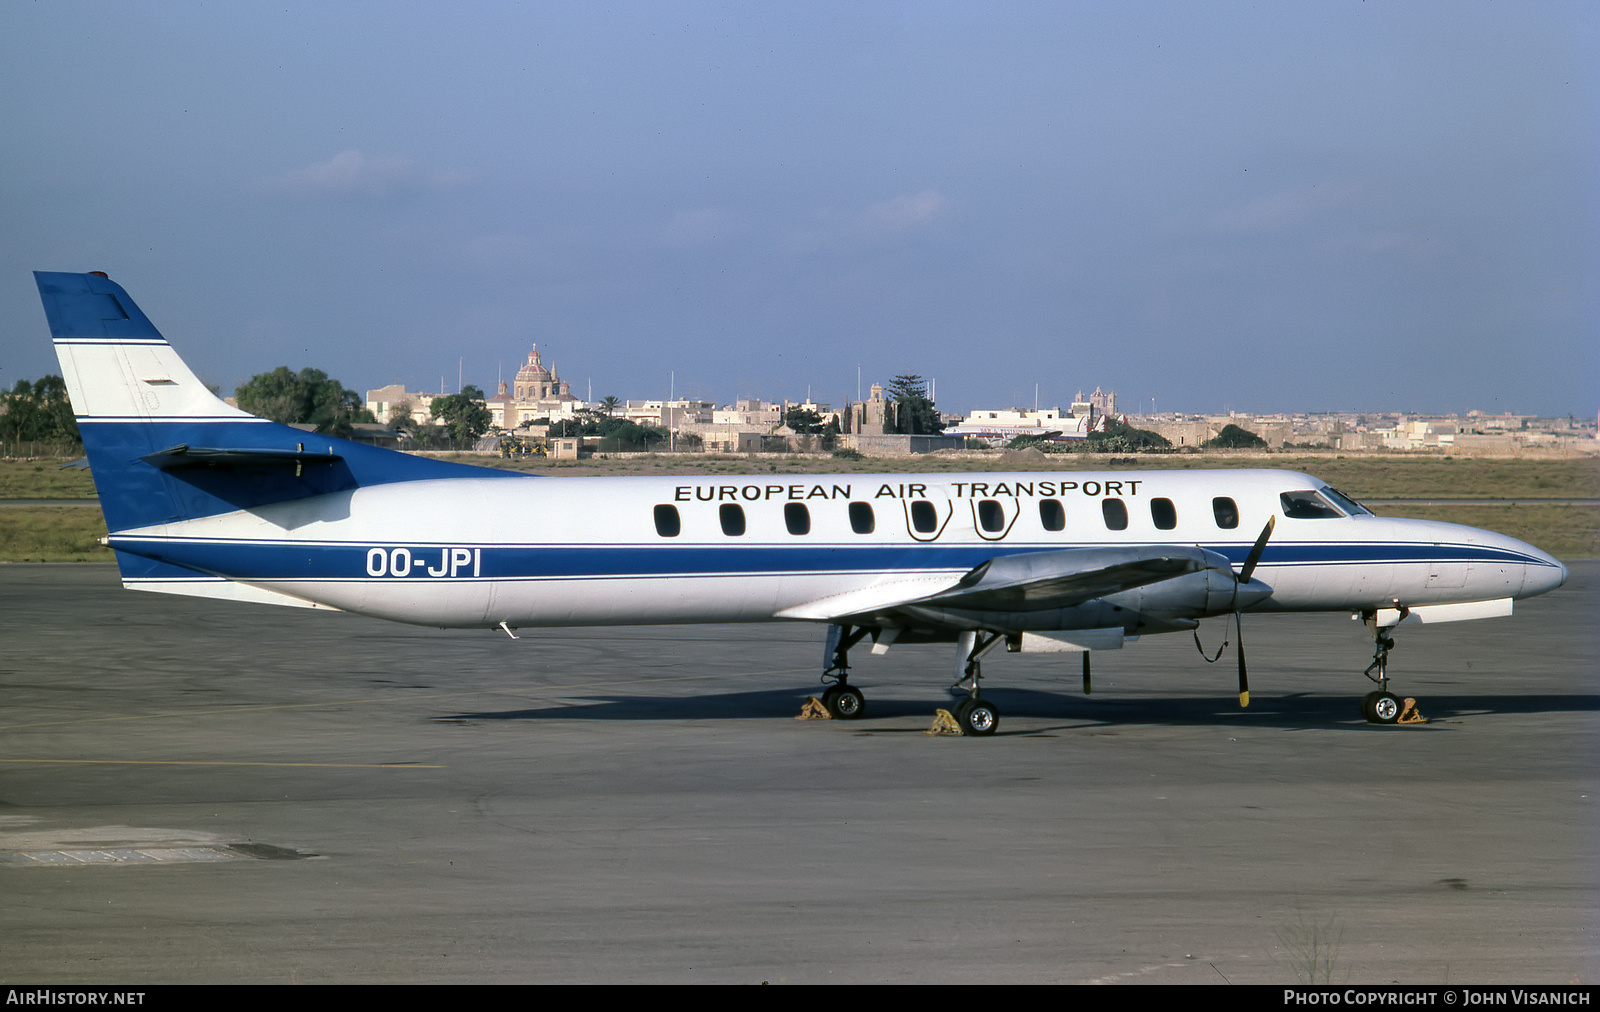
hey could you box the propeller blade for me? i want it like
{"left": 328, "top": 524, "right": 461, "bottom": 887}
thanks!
{"left": 1238, "top": 515, "right": 1276, "bottom": 584}
{"left": 1236, "top": 608, "right": 1250, "bottom": 707}
{"left": 1082, "top": 652, "right": 1091, "bottom": 695}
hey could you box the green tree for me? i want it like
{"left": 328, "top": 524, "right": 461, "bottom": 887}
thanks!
{"left": 1202, "top": 424, "right": 1268, "bottom": 449}
{"left": 235, "top": 367, "right": 375, "bottom": 437}
{"left": 430, "top": 385, "right": 493, "bottom": 445}
{"left": 386, "top": 401, "right": 416, "bottom": 434}
{"left": 599, "top": 395, "right": 621, "bottom": 417}
{"left": 0, "top": 376, "right": 79, "bottom": 443}
{"left": 784, "top": 406, "right": 825, "bottom": 433}
{"left": 1077, "top": 420, "right": 1172, "bottom": 453}
{"left": 885, "top": 374, "right": 944, "bottom": 435}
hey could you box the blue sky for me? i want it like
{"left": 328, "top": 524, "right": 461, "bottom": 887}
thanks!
{"left": 2, "top": 1, "right": 1594, "bottom": 417}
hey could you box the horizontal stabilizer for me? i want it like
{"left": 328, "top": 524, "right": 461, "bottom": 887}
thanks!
{"left": 140, "top": 444, "right": 346, "bottom": 469}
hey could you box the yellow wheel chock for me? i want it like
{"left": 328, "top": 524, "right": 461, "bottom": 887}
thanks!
{"left": 926, "top": 708, "right": 964, "bottom": 736}
{"left": 1397, "top": 698, "right": 1427, "bottom": 724}
{"left": 796, "top": 697, "right": 832, "bottom": 720}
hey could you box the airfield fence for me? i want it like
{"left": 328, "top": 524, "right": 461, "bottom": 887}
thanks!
{"left": 1, "top": 441, "right": 82, "bottom": 459}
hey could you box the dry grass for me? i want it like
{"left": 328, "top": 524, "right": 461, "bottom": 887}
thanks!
{"left": 1372, "top": 504, "right": 1596, "bottom": 560}
{"left": 0, "top": 507, "right": 111, "bottom": 562}
{"left": 0, "top": 458, "right": 97, "bottom": 498}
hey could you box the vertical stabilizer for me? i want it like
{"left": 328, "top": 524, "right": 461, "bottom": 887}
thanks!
{"left": 34, "top": 271, "right": 528, "bottom": 540}
{"left": 38, "top": 271, "right": 256, "bottom": 426}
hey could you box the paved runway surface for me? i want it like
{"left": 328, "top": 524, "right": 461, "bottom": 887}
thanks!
{"left": 1, "top": 563, "right": 1595, "bottom": 984}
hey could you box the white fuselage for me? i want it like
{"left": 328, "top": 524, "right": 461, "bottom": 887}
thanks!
{"left": 109, "top": 468, "right": 1567, "bottom": 631}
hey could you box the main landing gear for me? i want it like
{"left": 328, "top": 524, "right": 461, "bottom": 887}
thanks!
{"left": 818, "top": 624, "right": 870, "bottom": 719}
{"left": 1359, "top": 604, "right": 1423, "bottom": 725}
{"left": 946, "top": 631, "right": 1004, "bottom": 736}
{"left": 810, "top": 625, "right": 1005, "bottom": 736}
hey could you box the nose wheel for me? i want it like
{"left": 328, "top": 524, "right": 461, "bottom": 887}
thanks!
{"left": 1361, "top": 690, "right": 1402, "bottom": 724}
{"left": 1359, "top": 605, "right": 1423, "bottom": 724}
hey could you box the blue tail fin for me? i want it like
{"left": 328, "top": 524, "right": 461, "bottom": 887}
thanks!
{"left": 36, "top": 271, "right": 524, "bottom": 537}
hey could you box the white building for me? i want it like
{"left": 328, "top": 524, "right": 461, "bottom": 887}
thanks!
{"left": 945, "top": 407, "right": 1092, "bottom": 443}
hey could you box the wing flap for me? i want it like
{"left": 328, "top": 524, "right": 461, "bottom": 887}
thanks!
{"left": 774, "top": 573, "right": 966, "bottom": 621}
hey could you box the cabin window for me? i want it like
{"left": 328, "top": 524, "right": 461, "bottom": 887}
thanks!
{"left": 977, "top": 499, "right": 1006, "bottom": 533}
{"left": 1212, "top": 497, "right": 1239, "bottom": 529}
{"left": 910, "top": 500, "right": 938, "bottom": 533}
{"left": 784, "top": 502, "right": 811, "bottom": 535}
{"left": 1280, "top": 490, "right": 1343, "bottom": 519}
{"left": 849, "top": 501, "right": 875, "bottom": 534}
{"left": 1101, "top": 498, "right": 1128, "bottom": 531}
{"left": 719, "top": 503, "right": 746, "bottom": 536}
{"left": 1150, "top": 498, "right": 1177, "bottom": 530}
{"left": 653, "top": 504, "right": 681, "bottom": 538}
{"left": 1038, "top": 498, "right": 1065, "bottom": 532}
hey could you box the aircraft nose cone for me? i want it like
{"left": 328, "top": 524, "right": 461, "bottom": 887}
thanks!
{"left": 1502, "top": 536, "right": 1567, "bottom": 599}
{"left": 1530, "top": 557, "right": 1569, "bottom": 596}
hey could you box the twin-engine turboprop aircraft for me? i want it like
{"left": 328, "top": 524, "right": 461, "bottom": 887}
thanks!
{"left": 35, "top": 271, "right": 1568, "bottom": 734}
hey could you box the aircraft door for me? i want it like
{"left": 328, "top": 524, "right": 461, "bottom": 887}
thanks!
{"left": 903, "top": 498, "right": 954, "bottom": 541}
{"left": 971, "top": 497, "right": 1021, "bottom": 541}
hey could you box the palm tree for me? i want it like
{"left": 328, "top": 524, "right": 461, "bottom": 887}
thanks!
{"left": 600, "top": 395, "right": 621, "bottom": 417}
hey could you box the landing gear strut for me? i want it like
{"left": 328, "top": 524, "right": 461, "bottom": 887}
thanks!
{"left": 819, "top": 624, "right": 870, "bottom": 719}
{"left": 1360, "top": 605, "right": 1408, "bottom": 724}
{"left": 948, "top": 631, "right": 1003, "bottom": 736}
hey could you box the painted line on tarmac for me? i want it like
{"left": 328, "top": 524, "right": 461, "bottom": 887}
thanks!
{"left": 0, "top": 759, "right": 444, "bottom": 768}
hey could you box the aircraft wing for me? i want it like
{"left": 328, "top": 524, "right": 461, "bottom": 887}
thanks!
{"left": 775, "top": 545, "right": 1222, "bottom": 623}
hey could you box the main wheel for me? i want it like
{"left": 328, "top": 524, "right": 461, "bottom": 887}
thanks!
{"left": 1367, "top": 691, "right": 1401, "bottom": 725}
{"left": 956, "top": 698, "right": 999, "bottom": 736}
{"left": 826, "top": 685, "right": 865, "bottom": 719}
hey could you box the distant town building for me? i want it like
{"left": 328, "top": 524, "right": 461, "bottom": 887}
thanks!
{"left": 365, "top": 384, "right": 435, "bottom": 425}
{"left": 946, "top": 407, "right": 1092, "bottom": 443}
{"left": 842, "top": 384, "right": 890, "bottom": 435}
{"left": 489, "top": 345, "right": 581, "bottom": 429}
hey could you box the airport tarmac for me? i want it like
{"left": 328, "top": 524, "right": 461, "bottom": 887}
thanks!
{"left": 0, "top": 563, "right": 1594, "bottom": 984}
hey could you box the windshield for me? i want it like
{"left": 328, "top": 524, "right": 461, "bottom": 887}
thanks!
{"left": 1319, "top": 485, "right": 1371, "bottom": 516}
{"left": 1279, "top": 489, "right": 1344, "bottom": 519}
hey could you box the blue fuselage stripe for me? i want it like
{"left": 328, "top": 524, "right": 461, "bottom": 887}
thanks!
{"left": 109, "top": 537, "right": 1556, "bottom": 583}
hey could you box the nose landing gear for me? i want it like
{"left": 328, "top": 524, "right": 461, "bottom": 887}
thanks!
{"left": 1359, "top": 605, "right": 1425, "bottom": 724}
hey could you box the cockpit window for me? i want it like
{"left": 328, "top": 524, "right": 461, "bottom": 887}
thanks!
{"left": 1320, "top": 486, "right": 1371, "bottom": 516}
{"left": 1279, "top": 489, "right": 1344, "bottom": 519}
